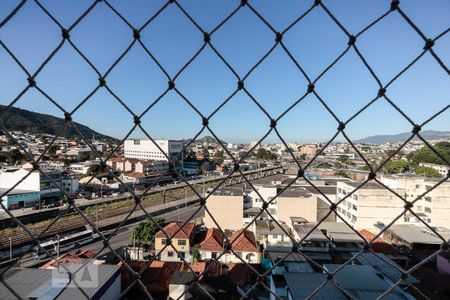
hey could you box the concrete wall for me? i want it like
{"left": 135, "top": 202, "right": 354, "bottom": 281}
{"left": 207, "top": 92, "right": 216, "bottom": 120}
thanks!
{"left": 337, "top": 182, "right": 405, "bottom": 230}
{"left": 169, "top": 284, "right": 190, "bottom": 300}
{"left": 276, "top": 196, "right": 318, "bottom": 224}
{"left": 200, "top": 250, "right": 260, "bottom": 264}
{"left": 430, "top": 183, "right": 450, "bottom": 228}
{"left": 204, "top": 195, "right": 243, "bottom": 230}
{"left": 155, "top": 237, "right": 190, "bottom": 253}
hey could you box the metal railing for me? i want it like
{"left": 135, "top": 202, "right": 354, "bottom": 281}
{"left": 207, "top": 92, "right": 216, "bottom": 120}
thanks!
{"left": 0, "top": 0, "right": 449, "bottom": 299}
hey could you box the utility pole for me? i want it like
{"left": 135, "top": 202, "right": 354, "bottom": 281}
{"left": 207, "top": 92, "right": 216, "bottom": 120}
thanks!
{"left": 96, "top": 204, "right": 99, "bottom": 231}
{"left": 56, "top": 234, "right": 60, "bottom": 258}
{"left": 9, "top": 237, "right": 12, "bottom": 261}
{"left": 202, "top": 176, "right": 205, "bottom": 197}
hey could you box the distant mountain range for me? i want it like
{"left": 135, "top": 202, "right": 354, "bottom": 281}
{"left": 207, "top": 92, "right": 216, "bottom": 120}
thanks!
{"left": 354, "top": 130, "right": 450, "bottom": 144}
{"left": 0, "top": 105, "right": 117, "bottom": 142}
{"left": 183, "top": 135, "right": 226, "bottom": 145}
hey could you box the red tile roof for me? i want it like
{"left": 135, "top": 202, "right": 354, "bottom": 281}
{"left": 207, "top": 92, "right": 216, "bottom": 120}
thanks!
{"left": 123, "top": 171, "right": 145, "bottom": 178}
{"left": 359, "top": 229, "right": 401, "bottom": 255}
{"left": 230, "top": 229, "right": 258, "bottom": 252}
{"left": 122, "top": 260, "right": 182, "bottom": 293}
{"left": 154, "top": 221, "right": 196, "bottom": 239}
{"left": 190, "top": 262, "right": 206, "bottom": 274}
{"left": 39, "top": 252, "right": 88, "bottom": 269}
{"left": 200, "top": 228, "right": 224, "bottom": 251}
{"left": 77, "top": 249, "right": 96, "bottom": 258}
{"left": 228, "top": 263, "right": 251, "bottom": 285}
{"left": 109, "top": 157, "right": 126, "bottom": 162}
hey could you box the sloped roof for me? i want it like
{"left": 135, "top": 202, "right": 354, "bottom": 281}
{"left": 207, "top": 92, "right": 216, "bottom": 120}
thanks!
{"left": 230, "top": 229, "right": 258, "bottom": 252}
{"left": 123, "top": 171, "right": 145, "bottom": 178}
{"left": 228, "top": 263, "right": 251, "bottom": 285}
{"left": 359, "top": 229, "right": 400, "bottom": 255}
{"left": 109, "top": 157, "right": 126, "bottom": 163}
{"left": 200, "top": 228, "right": 224, "bottom": 251}
{"left": 154, "top": 221, "right": 195, "bottom": 239}
{"left": 39, "top": 249, "right": 98, "bottom": 269}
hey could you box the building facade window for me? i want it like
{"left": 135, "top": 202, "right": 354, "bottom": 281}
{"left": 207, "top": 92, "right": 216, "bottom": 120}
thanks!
{"left": 178, "top": 239, "right": 186, "bottom": 246}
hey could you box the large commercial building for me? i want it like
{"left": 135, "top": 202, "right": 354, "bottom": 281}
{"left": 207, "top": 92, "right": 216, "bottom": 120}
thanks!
{"left": 0, "top": 188, "right": 40, "bottom": 211}
{"left": 0, "top": 167, "right": 77, "bottom": 207}
{"left": 124, "top": 139, "right": 184, "bottom": 171}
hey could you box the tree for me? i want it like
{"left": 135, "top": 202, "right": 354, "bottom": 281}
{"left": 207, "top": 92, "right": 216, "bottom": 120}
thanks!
{"left": 86, "top": 164, "right": 101, "bottom": 176}
{"left": 384, "top": 160, "right": 410, "bottom": 174}
{"left": 47, "top": 144, "right": 59, "bottom": 157}
{"left": 409, "top": 142, "right": 450, "bottom": 165}
{"left": 185, "top": 149, "right": 196, "bottom": 159}
{"left": 335, "top": 170, "right": 349, "bottom": 178}
{"left": 298, "top": 153, "right": 306, "bottom": 161}
{"left": 222, "top": 165, "right": 229, "bottom": 174}
{"left": 192, "top": 244, "right": 201, "bottom": 261}
{"left": 384, "top": 149, "right": 404, "bottom": 159}
{"left": 212, "top": 151, "right": 224, "bottom": 165}
{"left": 200, "top": 162, "right": 209, "bottom": 175}
{"left": 414, "top": 166, "right": 442, "bottom": 178}
{"left": 337, "top": 155, "right": 350, "bottom": 164}
{"left": 6, "top": 149, "right": 23, "bottom": 165}
{"left": 202, "top": 148, "right": 210, "bottom": 159}
{"left": 129, "top": 217, "right": 165, "bottom": 248}
{"left": 255, "top": 148, "right": 277, "bottom": 160}
{"left": 90, "top": 152, "right": 101, "bottom": 160}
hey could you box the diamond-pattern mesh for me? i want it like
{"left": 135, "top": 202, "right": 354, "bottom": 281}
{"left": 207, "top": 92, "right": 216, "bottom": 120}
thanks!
{"left": 0, "top": 0, "right": 449, "bottom": 299}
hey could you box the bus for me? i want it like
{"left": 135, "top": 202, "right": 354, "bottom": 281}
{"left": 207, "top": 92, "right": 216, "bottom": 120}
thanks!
{"left": 32, "top": 229, "right": 94, "bottom": 259}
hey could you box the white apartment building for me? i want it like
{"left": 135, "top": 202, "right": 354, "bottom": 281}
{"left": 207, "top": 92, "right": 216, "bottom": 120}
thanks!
{"left": 381, "top": 175, "right": 450, "bottom": 228}
{"left": 336, "top": 181, "right": 405, "bottom": 230}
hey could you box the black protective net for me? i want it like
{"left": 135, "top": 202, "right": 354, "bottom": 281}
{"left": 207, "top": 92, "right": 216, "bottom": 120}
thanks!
{"left": 0, "top": 0, "right": 449, "bottom": 299}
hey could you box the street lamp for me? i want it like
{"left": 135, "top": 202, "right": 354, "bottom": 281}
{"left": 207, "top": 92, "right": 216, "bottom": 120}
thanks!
{"left": 9, "top": 237, "right": 12, "bottom": 261}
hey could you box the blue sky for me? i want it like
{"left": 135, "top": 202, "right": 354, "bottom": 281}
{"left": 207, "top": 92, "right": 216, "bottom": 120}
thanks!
{"left": 0, "top": 0, "right": 449, "bottom": 143}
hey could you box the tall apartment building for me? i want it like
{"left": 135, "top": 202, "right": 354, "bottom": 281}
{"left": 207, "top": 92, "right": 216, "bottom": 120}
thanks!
{"left": 124, "top": 139, "right": 183, "bottom": 170}
{"left": 381, "top": 175, "right": 450, "bottom": 228}
{"left": 336, "top": 181, "right": 405, "bottom": 230}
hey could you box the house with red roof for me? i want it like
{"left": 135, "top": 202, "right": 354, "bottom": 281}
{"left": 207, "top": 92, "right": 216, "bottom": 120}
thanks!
{"left": 199, "top": 228, "right": 260, "bottom": 264}
{"left": 154, "top": 221, "right": 196, "bottom": 263}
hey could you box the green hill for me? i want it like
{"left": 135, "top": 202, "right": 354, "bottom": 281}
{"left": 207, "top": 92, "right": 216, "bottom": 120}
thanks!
{"left": 0, "top": 105, "right": 117, "bottom": 142}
